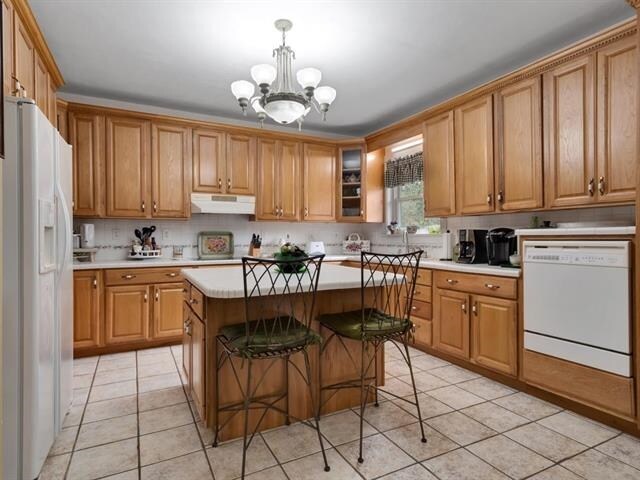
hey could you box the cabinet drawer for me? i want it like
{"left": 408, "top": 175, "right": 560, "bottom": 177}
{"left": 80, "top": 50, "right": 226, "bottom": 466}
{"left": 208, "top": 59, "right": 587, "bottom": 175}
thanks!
{"left": 189, "top": 286, "right": 205, "bottom": 319}
{"left": 434, "top": 270, "right": 517, "bottom": 299}
{"left": 105, "top": 268, "right": 184, "bottom": 286}
{"left": 412, "top": 317, "right": 432, "bottom": 346}
{"left": 410, "top": 299, "right": 432, "bottom": 320}
{"left": 416, "top": 269, "right": 432, "bottom": 286}
{"left": 413, "top": 285, "right": 432, "bottom": 303}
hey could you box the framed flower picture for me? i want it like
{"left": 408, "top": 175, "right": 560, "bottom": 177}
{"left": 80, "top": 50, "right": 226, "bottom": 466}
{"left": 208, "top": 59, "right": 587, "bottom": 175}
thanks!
{"left": 197, "top": 231, "right": 234, "bottom": 259}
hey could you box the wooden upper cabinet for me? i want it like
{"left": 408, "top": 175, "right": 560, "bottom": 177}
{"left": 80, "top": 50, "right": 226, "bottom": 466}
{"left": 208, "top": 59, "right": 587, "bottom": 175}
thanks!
{"left": 303, "top": 143, "right": 336, "bottom": 221}
{"left": 34, "top": 52, "right": 48, "bottom": 115}
{"left": 192, "top": 128, "right": 225, "bottom": 193}
{"left": 495, "top": 77, "right": 543, "bottom": 211}
{"left": 433, "top": 288, "right": 469, "bottom": 360}
{"left": 2, "top": 0, "right": 14, "bottom": 95}
{"left": 151, "top": 123, "right": 191, "bottom": 218}
{"left": 105, "top": 285, "right": 150, "bottom": 344}
{"left": 279, "top": 140, "right": 302, "bottom": 221}
{"left": 13, "top": 11, "right": 34, "bottom": 99}
{"left": 73, "top": 270, "right": 101, "bottom": 349}
{"left": 470, "top": 295, "right": 517, "bottom": 376}
{"left": 226, "top": 134, "right": 256, "bottom": 195}
{"left": 47, "top": 76, "right": 56, "bottom": 125}
{"left": 423, "top": 111, "right": 455, "bottom": 216}
{"left": 455, "top": 95, "right": 495, "bottom": 214}
{"left": 596, "top": 36, "right": 637, "bottom": 204}
{"left": 105, "top": 116, "right": 151, "bottom": 218}
{"left": 152, "top": 282, "right": 184, "bottom": 339}
{"left": 69, "top": 112, "right": 105, "bottom": 217}
{"left": 256, "top": 138, "right": 279, "bottom": 220}
{"left": 544, "top": 54, "right": 595, "bottom": 208}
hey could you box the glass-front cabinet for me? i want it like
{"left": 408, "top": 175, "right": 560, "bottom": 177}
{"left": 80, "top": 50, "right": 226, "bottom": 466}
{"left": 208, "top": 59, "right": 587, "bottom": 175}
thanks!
{"left": 338, "top": 146, "right": 365, "bottom": 222}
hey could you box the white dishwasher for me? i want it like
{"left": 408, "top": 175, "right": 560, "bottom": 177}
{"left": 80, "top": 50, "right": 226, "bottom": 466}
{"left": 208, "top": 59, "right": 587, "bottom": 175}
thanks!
{"left": 523, "top": 240, "right": 631, "bottom": 377}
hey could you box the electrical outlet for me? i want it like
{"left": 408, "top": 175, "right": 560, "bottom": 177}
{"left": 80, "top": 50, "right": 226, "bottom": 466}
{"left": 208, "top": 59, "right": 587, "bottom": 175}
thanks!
{"left": 162, "top": 229, "right": 170, "bottom": 240}
{"left": 112, "top": 228, "right": 120, "bottom": 240}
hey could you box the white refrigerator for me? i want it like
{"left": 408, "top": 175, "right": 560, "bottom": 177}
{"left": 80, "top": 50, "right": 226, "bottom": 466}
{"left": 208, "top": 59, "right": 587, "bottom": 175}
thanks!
{"left": 3, "top": 97, "right": 74, "bottom": 479}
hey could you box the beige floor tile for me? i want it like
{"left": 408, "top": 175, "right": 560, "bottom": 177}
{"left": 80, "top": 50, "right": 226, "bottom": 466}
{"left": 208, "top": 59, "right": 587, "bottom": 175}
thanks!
{"left": 397, "top": 371, "right": 450, "bottom": 392}
{"left": 562, "top": 448, "right": 640, "bottom": 480}
{"left": 429, "top": 365, "right": 480, "bottom": 383}
{"left": 101, "top": 351, "right": 136, "bottom": 360}
{"left": 93, "top": 367, "right": 137, "bottom": 386}
{"left": 75, "top": 413, "right": 138, "bottom": 450}
{"left": 141, "top": 450, "right": 212, "bottom": 479}
{"left": 393, "top": 392, "right": 453, "bottom": 419}
{"left": 49, "top": 426, "right": 78, "bottom": 455}
{"left": 378, "top": 463, "right": 438, "bottom": 480}
{"left": 138, "top": 372, "right": 182, "bottom": 393}
{"left": 89, "top": 380, "right": 137, "bottom": 403}
{"left": 505, "top": 423, "right": 588, "bottom": 462}
{"left": 137, "top": 352, "right": 175, "bottom": 366}
{"left": 73, "top": 363, "right": 97, "bottom": 376}
{"left": 140, "top": 423, "right": 202, "bottom": 466}
{"left": 63, "top": 404, "right": 85, "bottom": 428}
{"left": 138, "top": 346, "right": 172, "bottom": 356}
{"left": 426, "top": 411, "right": 495, "bottom": 446}
{"left": 138, "top": 361, "right": 178, "bottom": 378}
{"left": 467, "top": 435, "right": 553, "bottom": 479}
{"left": 527, "top": 465, "right": 583, "bottom": 480}
{"left": 73, "top": 374, "right": 93, "bottom": 389}
{"left": 38, "top": 453, "right": 71, "bottom": 480}
{"left": 196, "top": 420, "right": 216, "bottom": 445}
{"left": 139, "top": 402, "right": 194, "bottom": 434}
{"left": 83, "top": 395, "right": 137, "bottom": 423}
{"left": 319, "top": 409, "right": 377, "bottom": 446}
{"left": 381, "top": 377, "right": 421, "bottom": 397}
{"left": 538, "top": 411, "right": 618, "bottom": 447}
{"left": 206, "top": 435, "right": 277, "bottom": 480}
{"left": 385, "top": 422, "right": 458, "bottom": 461}
{"left": 597, "top": 434, "right": 640, "bottom": 470}
{"left": 73, "top": 388, "right": 90, "bottom": 406}
{"left": 423, "top": 448, "right": 509, "bottom": 480}
{"left": 427, "top": 385, "right": 484, "bottom": 410}
{"left": 461, "top": 402, "right": 529, "bottom": 432}
{"left": 262, "top": 422, "right": 324, "bottom": 463}
{"left": 96, "top": 357, "right": 137, "bottom": 373}
{"left": 385, "top": 359, "right": 420, "bottom": 378}
{"left": 408, "top": 347, "right": 426, "bottom": 357}
{"left": 67, "top": 438, "right": 138, "bottom": 480}
{"left": 337, "top": 433, "right": 414, "bottom": 479}
{"left": 492, "top": 392, "right": 561, "bottom": 421}
{"left": 361, "top": 400, "right": 417, "bottom": 432}
{"left": 409, "top": 354, "right": 450, "bottom": 371}
{"left": 102, "top": 471, "right": 139, "bottom": 480}
{"left": 138, "top": 385, "right": 187, "bottom": 411}
{"left": 245, "top": 465, "right": 288, "bottom": 479}
{"left": 457, "top": 377, "right": 515, "bottom": 400}
{"left": 282, "top": 448, "right": 360, "bottom": 480}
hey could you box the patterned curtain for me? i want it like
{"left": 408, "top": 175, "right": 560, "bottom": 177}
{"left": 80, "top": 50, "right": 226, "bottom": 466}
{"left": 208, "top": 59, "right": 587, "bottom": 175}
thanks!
{"left": 384, "top": 152, "right": 424, "bottom": 188}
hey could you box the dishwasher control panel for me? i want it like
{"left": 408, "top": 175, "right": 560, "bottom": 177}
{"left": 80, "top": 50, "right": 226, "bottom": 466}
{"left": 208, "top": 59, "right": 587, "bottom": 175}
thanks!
{"left": 523, "top": 241, "right": 629, "bottom": 267}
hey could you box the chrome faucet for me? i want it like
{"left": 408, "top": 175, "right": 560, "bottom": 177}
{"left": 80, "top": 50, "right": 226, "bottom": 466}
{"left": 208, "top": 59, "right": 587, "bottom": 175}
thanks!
{"left": 403, "top": 229, "right": 410, "bottom": 253}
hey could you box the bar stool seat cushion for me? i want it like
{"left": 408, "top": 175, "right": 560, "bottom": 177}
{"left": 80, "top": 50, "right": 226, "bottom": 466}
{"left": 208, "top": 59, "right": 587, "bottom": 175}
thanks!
{"left": 219, "top": 318, "right": 322, "bottom": 357}
{"left": 319, "top": 308, "right": 410, "bottom": 340}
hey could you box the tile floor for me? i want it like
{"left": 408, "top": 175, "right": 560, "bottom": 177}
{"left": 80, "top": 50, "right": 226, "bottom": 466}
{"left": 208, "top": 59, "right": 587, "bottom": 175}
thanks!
{"left": 39, "top": 345, "right": 640, "bottom": 480}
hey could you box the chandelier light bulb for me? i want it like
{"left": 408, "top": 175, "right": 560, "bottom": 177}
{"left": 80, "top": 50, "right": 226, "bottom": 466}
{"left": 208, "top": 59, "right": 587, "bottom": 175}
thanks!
{"left": 314, "top": 86, "right": 336, "bottom": 105}
{"left": 296, "top": 67, "right": 322, "bottom": 89}
{"left": 231, "top": 80, "right": 254, "bottom": 101}
{"left": 250, "top": 64, "right": 277, "bottom": 89}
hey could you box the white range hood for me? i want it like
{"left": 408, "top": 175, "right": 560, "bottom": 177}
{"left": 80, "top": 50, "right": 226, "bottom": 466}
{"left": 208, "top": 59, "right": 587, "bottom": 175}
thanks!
{"left": 190, "top": 193, "right": 255, "bottom": 215}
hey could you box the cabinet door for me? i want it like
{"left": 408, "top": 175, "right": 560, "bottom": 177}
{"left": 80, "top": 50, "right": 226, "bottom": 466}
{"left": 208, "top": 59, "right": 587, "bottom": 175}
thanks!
{"left": 279, "top": 140, "right": 302, "bottom": 221}
{"left": 596, "top": 37, "right": 637, "bottom": 204}
{"left": 13, "top": 12, "right": 34, "bottom": 99}
{"left": 34, "top": 53, "right": 48, "bottom": 115}
{"left": 193, "top": 128, "right": 225, "bottom": 193}
{"left": 226, "top": 134, "right": 256, "bottom": 195}
{"left": 151, "top": 123, "right": 191, "bottom": 218}
{"left": 191, "top": 315, "right": 206, "bottom": 422}
{"left": 73, "top": 270, "right": 101, "bottom": 349}
{"left": 69, "top": 112, "right": 105, "bottom": 216}
{"left": 303, "top": 143, "right": 336, "bottom": 221}
{"left": 2, "top": 0, "right": 14, "bottom": 95}
{"left": 152, "top": 283, "right": 184, "bottom": 339}
{"left": 423, "top": 111, "right": 455, "bottom": 216}
{"left": 105, "top": 116, "right": 151, "bottom": 218}
{"left": 256, "top": 138, "right": 279, "bottom": 220}
{"left": 471, "top": 295, "right": 517, "bottom": 375}
{"left": 182, "top": 303, "right": 192, "bottom": 386}
{"left": 433, "top": 288, "right": 469, "bottom": 359}
{"left": 105, "top": 285, "right": 150, "bottom": 344}
{"left": 495, "top": 77, "right": 543, "bottom": 211}
{"left": 544, "top": 55, "right": 595, "bottom": 207}
{"left": 455, "top": 95, "right": 495, "bottom": 214}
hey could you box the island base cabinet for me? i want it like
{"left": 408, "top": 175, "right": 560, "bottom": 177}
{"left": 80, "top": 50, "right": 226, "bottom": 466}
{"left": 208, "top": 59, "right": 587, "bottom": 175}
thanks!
{"left": 433, "top": 289, "right": 470, "bottom": 360}
{"left": 182, "top": 303, "right": 192, "bottom": 387}
{"left": 191, "top": 315, "right": 206, "bottom": 421}
{"left": 105, "top": 285, "right": 150, "bottom": 344}
{"left": 470, "top": 295, "right": 517, "bottom": 376}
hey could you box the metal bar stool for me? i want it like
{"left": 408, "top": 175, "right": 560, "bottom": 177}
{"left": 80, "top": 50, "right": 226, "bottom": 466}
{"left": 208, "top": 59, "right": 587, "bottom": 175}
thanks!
{"left": 318, "top": 250, "right": 426, "bottom": 463}
{"left": 212, "top": 254, "right": 330, "bottom": 479}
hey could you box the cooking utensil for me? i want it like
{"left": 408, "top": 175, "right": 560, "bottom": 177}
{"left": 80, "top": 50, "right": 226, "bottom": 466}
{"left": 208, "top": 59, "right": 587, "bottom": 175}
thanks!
{"left": 134, "top": 229, "right": 143, "bottom": 242}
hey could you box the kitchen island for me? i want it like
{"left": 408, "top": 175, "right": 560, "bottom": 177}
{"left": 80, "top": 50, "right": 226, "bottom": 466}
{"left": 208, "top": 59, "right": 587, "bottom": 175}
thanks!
{"left": 181, "top": 263, "right": 386, "bottom": 442}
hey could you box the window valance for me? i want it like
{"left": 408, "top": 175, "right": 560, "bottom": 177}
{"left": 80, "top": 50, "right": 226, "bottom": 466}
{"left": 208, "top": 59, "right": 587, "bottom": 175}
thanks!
{"left": 384, "top": 152, "right": 424, "bottom": 188}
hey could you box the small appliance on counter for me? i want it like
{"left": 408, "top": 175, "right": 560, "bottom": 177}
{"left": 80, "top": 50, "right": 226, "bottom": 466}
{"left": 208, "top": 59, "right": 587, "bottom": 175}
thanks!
{"left": 129, "top": 225, "right": 161, "bottom": 260}
{"left": 308, "top": 241, "right": 326, "bottom": 255}
{"left": 456, "top": 229, "right": 488, "bottom": 264}
{"left": 486, "top": 228, "right": 517, "bottom": 266}
{"left": 249, "top": 234, "right": 262, "bottom": 257}
{"left": 440, "top": 230, "right": 453, "bottom": 261}
{"left": 80, "top": 223, "right": 95, "bottom": 248}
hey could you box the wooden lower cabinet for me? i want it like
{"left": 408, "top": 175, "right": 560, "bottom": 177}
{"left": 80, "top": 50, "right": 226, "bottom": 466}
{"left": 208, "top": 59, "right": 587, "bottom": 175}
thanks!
{"left": 73, "top": 270, "right": 101, "bottom": 349}
{"left": 182, "top": 303, "right": 192, "bottom": 385}
{"left": 153, "top": 282, "right": 185, "bottom": 339}
{"left": 412, "top": 317, "right": 432, "bottom": 347}
{"left": 105, "top": 285, "right": 150, "bottom": 344}
{"left": 191, "top": 315, "right": 206, "bottom": 420}
{"left": 433, "top": 288, "right": 469, "bottom": 359}
{"left": 470, "top": 295, "right": 517, "bottom": 375}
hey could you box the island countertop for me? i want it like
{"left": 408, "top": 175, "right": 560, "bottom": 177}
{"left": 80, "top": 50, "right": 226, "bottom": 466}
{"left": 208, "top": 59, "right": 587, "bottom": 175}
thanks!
{"left": 181, "top": 263, "right": 387, "bottom": 298}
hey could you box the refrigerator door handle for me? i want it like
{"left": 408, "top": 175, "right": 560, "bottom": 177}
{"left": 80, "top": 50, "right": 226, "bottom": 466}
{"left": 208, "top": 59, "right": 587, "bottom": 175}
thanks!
{"left": 55, "top": 183, "right": 72, "bottom": 279}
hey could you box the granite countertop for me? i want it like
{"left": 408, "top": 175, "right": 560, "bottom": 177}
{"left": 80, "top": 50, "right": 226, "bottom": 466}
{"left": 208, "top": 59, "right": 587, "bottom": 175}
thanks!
{"left": 515, "top": 226, "right": 635, "bottom": 236}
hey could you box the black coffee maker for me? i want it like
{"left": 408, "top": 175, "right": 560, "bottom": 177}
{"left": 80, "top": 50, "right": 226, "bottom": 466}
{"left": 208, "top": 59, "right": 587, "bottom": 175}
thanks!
{"left": 457, "top": 229, "right": 488, "bottom": 264}
{"left": 486, "top": 228, "right": 517, "bottom": 265}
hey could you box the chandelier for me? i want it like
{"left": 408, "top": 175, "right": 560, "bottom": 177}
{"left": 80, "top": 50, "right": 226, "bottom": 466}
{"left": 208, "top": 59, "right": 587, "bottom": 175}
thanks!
{"left": 230, "top": 19, "right": 337, "bottom": 129}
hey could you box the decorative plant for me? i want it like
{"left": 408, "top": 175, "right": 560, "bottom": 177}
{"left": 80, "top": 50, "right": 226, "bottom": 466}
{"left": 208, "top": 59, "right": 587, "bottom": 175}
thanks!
{"left": 274, "top": 242, "right": 307, "bottom": 273}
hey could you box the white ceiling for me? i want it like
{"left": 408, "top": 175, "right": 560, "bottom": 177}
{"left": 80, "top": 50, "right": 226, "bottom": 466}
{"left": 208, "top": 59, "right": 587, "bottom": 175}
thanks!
{"left": 32, "top": 0, "right": 634, "bottom": 136}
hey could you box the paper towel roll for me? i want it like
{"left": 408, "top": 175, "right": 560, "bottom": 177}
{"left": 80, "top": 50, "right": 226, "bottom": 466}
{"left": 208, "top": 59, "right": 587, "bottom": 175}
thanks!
{"left": 441, "top": 230, "right": 453, "bottom": 260}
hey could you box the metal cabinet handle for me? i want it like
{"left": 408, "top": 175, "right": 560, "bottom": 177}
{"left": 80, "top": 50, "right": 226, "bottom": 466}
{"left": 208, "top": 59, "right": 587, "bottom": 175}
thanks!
{"left": 598, "top": 176, "right": 606, "bottom": 195}
{"left": 144, "top": 293, "right": 148, "bottom": 303}
{"left": 190, "top": 298, "right": 199, "bottom": 305}
{"left": 141, "top": 201, "right": 146, "bottom": 212}
{"left": 461, "top": 302, "right": 467, "bottom": 313}
{"left": 486, "top": 194, "right": 492, "bottom": 205}
{"left": 588, "top": 178, "right": 595, "bottom": 196}
{"left": 218, "top": 178, "right": 222, "bottom": 189}
{"left": 411, "top": 306, "right": 417, "bottom": 311}
{"left": 484, "top": 283, "right": 499, "bottom": 290}
{"left": 472, "top": 302, "right": 478, "bottom": 315}
{"left": 497, "top": 191, "right": 504, "bottom": 203}
{"left": 304, "top": 207, "right": 309, "bottom": 217}
{"left": 122, "top": 274, "right": 136, "bottom": 280}
{"left": 227, "top": 178, "right": 231, "bottom": 189}
{"left": 153, "top": 201, "right": 158, "bottom": 213}
{"left": 446, "top": 279, "right": 458, "bottom": 285}
{"left": 280, "top": 207, "right": 284, "bottom": 216}
{"left": 360, "top": 209, "right": 364, "bottom": 218}
{"left": 92, "top": 278, "right": 98, "bottom": 288}
{"left": 166, "top": 272, "right": 178, "bottom": 278}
